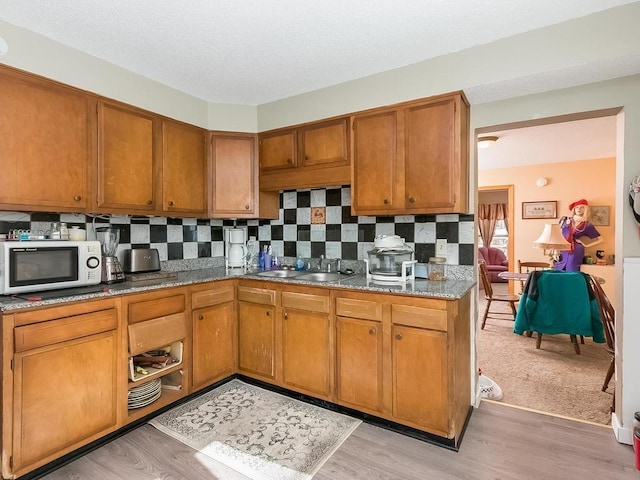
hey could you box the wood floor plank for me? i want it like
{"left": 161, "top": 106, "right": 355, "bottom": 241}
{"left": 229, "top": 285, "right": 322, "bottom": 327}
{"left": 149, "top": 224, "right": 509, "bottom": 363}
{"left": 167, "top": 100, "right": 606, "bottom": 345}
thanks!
{"left": 40, "top": 402, "right": 637, "bottom": 480}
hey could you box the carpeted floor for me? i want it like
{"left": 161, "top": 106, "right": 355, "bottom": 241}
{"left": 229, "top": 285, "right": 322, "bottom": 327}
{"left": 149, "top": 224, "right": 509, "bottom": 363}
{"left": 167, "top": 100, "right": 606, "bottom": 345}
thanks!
{"left": 477, "top": 282, "right": 614, "bottom": 425}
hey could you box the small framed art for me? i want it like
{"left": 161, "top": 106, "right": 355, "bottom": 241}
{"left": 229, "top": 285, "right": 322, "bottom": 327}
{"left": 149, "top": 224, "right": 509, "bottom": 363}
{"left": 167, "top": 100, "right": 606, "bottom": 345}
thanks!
{"left": 522, "top": 201, "right": 557, "bottom": 219}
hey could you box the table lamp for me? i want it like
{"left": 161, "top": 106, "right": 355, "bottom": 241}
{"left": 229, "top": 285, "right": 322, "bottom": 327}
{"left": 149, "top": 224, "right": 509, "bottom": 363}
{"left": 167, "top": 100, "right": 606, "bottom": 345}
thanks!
{"left": 533, "top": 223, "right": 572, "bottom": 261}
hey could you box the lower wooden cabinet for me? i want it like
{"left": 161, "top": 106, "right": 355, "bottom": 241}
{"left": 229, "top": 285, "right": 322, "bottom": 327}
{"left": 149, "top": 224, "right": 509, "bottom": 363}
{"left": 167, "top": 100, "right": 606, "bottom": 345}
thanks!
{"left": 237, "top": 284, "right": 277, "bottom": 380}
{"left": 191, "top": 282, "right": 236, "bottom": 389}
{"left": 281, "top": 290, "right": 331, "bottom": 398}
{"left": 334, "top": 290, "right": 470, "bottom": 442}
{"left": 4, "top": 299, "right": 121, "bottom": 478}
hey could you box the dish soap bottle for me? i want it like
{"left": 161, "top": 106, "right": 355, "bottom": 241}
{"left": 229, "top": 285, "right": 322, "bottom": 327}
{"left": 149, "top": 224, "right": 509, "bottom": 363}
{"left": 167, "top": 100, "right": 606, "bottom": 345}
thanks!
{"left": 295, "top": 254, "right": 306, "bottom": 271}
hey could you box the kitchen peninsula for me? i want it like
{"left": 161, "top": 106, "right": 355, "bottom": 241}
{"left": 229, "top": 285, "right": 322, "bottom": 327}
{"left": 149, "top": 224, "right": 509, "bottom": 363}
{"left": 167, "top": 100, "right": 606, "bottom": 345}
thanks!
{"left": 0, "top": 265, "right": 474, "bottom": 479}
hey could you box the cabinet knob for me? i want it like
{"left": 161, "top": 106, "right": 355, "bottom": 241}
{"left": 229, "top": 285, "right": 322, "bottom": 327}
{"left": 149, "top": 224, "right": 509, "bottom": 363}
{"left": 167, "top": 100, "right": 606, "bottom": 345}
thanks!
{"left": 168, "top": 201, "right": 174, "bottom": 207}
{"left": 73, "top": 195, "right": 82, "bottom": 202}
{"left": 369, "top": 328, "right": 376, "bottom": 335}
{"left": 409, "top": 196, "right": 416, "bottom": 204}
{"left": 383, "top": 199, "right": 390, "bottom": 205}
{"left": 245, "top": 205, "right": 250, "bottom": 210}
{"left": 198, "top": 314, "right": 204, "bottom": 320}
{"left": 305, "top": 155, "right": 310, "bottom": 161}
{"left": 147, "top": 200, "right": 153, "bottom": 205}
{"left": 284, "top": 313, "right": 289, "bottom": 320}
{"left": 287, "top": 158, "right": 293, "bottom": 164}
{"left": 266, "top": 311, "right": 271, "bottom": 316}
{"left": 395, "top": 333, "right": 403, "bottom": 340}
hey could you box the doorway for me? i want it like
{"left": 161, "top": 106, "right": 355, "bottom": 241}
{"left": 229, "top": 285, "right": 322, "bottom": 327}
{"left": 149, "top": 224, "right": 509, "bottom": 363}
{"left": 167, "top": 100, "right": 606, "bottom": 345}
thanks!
{"left": 475, "top": 111, "right": 617, "bottom": 425}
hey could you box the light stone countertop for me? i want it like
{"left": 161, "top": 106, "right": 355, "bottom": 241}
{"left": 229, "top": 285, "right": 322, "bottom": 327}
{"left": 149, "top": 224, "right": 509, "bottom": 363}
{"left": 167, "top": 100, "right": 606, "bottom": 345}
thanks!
{"left": 0, "top": 265, "right": 476, "bottom": 312}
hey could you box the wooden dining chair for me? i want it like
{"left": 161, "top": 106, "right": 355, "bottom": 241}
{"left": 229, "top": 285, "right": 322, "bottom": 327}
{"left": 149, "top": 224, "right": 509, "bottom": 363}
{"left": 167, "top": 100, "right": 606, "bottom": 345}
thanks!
{"left": 589, "top": 275, "right": 615, "bottom": 393}
{"left": 517, "top": 260, "right": 551, "bottom": 293}
{"left": 478, "top": 261, "right": 519, "bottom": 329}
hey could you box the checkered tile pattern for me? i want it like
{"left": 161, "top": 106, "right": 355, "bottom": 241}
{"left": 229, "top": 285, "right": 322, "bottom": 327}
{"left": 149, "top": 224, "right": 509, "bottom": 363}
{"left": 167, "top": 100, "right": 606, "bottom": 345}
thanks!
{"left": 0, "top": 186, "right": 475, "bottom": 265}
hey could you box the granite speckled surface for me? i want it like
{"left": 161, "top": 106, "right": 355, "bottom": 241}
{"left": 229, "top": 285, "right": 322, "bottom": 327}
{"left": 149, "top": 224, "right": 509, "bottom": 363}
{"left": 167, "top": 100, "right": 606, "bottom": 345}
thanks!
{"left": 0, "top": 261, "right": 475, "bottom": 312}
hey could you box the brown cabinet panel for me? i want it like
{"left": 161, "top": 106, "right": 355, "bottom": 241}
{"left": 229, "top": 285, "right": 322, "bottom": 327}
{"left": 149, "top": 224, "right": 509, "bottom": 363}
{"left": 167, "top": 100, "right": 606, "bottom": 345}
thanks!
{"left": 281, "top": 291, "right": 330, "bottom": 314}
{"left": 336, "top": 317, "right": 383, "bottom": 412}
{"left": 392, "top": 325, "right": 448, "bottom": 433}
{"left": 211, "top": 133, "right": 257, "bottom": 217}
{"left": 97, "top": 101, "right": 156, "bottom": 212}
{"left": 192, "top": 302, "right": 236, "bottom": 389}
{"left": 0, "top": 68, "right": 90, "bottom": 211}
{"left": 391, "top": 304, "right": 447, "bottom": 332}
{"left": 191, "top": 284, "right": 235, "bottom": 309}
{"left": 162, "top": 120, "right": 207, "bottom": 216}
{"left": 282, "top": 309, "right": 330, "bottom": 397}
{"left": 351, "top": 110, "right": 398, "bottom": 211}
{"left": 404, "top": 98, "right": 457, "bottom": 210}
{"left": 237, "top": 286, "right": 276, "bottom": 306}
{"left": 13, "top": 330, "right": 118, "bottom": 473}
{"left": 300, "top": 118, "right": 348, "bottom": 167}
{"left": 127, "top": 293, "right": 186, "bottom": 324}
{"left": 259, "top": 129, "right": 297, "bottom": 170}
{"left": 351, "top": 92, "right": 469, "bottom": 215}
{"left": 127, "top": 313, "right": 187, "bottom": 356}
{"left": 238, "top": 302, "right": 276, "bottom": 379}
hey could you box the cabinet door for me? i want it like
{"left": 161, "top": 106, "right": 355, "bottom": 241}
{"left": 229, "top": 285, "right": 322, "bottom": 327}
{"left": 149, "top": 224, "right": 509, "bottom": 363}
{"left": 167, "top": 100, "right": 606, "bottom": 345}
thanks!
{"left": 238, "top": 302, "right": 275, "bottom": 379}
{"left": 336, "top": 317, "right": 383, "bottom": 412}
{"left": 259, "top": 129, "right": 297, "bottom": 170}
{"left": 97, "top": 101, "right": 156, "bottom": 212}
{"left": 13, "top": 331, "right": 118, "bottom": 472}
{"left": 162, "top": 120, "right": 207, "bottom": 216}
{"left": 392, "top": 325, "right": 448, "bottom": 433}
{"left": 282, "top": 309, "right": 331, "bottom": 397}
{"left": 192, "top": 302, "right": 236, "bottom": 389}
{"left": 300, "top": 118, "right": 348, "bottom": 168}
{"left": 0, "top": 70, "right": 90, "bottom": 211}
{"left": 351, "top": 110, "right": 398, "bottom": 213}
{"left": 404, "top": 97, "right": 456, "bottom": 211}
{"left": 211, "top": 133, "right": 257, "bottom": 217}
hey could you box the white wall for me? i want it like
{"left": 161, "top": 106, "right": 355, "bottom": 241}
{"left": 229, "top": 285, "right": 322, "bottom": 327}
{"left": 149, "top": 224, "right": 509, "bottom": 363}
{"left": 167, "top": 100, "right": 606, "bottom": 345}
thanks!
{"left": 0, "top": 19, "right": 258, "bottom": 131}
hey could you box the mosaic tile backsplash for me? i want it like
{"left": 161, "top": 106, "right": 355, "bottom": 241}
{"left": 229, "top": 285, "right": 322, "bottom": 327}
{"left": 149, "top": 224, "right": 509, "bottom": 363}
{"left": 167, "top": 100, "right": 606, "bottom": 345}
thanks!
{"left": 0, "top": 186, "right": 475, "bottom": 265}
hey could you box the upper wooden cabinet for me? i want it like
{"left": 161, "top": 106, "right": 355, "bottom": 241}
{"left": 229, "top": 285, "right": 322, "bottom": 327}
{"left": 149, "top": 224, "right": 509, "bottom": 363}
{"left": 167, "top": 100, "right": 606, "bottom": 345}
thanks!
{"left": 97, "top": 100, "right": 157, "bottom": 214}
{"left": 259, "top": 129, "right": 298, "bottom": 170}
{"left": 162, "top": 120, "right": 207, "bottom": 216}
{"left": 0, "top": 67, "right": 92, "bottom": 212}
{"left": 259, "top": 117, "right": 350, "bottom": 191}
{"left": 351, "top": 92, "right": 469, "bottom": 215}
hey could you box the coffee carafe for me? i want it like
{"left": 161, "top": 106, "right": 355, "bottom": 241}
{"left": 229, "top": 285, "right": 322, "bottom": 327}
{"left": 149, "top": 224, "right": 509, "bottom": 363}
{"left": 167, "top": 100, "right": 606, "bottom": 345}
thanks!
{"left": 96, "top": 226, "right": 125, "bottom": 283}
{"left": 226, "top": 228, "right": 248, "bottom": 268}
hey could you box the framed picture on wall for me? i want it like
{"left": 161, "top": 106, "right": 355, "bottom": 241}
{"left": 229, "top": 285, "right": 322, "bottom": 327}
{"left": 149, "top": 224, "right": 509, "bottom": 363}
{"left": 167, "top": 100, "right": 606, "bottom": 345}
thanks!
{"left": 522, "top": 201, "right": 557, "bottom": 219}
{"left": 589, "top": 205, "right": 610, "bottom": 226}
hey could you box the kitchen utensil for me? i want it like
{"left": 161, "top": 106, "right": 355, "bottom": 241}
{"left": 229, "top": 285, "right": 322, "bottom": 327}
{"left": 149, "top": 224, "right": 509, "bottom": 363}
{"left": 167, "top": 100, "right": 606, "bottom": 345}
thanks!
{"left": 225, "top": 227, "right": 248, "bottom": 268}
{"left": 96, "top": 226, "right": 125, "bottom": 283}
{"left": 122, "top": 248, "right": 160, "bottom": 273}
{"left": 364, "top": 235, "right": 416, "bottom": 283}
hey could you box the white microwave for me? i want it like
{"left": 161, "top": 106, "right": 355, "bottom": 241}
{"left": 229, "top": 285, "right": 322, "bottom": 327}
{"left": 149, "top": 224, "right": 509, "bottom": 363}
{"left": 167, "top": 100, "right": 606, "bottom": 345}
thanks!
{"left": 0, "top": 240, "right": 102, "bottom": 295}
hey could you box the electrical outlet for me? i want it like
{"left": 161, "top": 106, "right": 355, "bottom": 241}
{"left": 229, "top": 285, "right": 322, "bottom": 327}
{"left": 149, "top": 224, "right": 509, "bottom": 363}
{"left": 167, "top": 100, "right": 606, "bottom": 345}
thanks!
{"left": 436, "top": 239, "right": 447, "bottom": 256}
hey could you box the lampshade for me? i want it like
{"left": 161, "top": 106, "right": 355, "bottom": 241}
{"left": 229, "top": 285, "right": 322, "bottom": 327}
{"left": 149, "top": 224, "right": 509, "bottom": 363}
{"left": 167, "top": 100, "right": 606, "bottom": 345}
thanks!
{"left": 477, "top": 136, "right": 498, "bottom": 149}
{"left": 533, "top": 223, "right": 571, "bottom": 250}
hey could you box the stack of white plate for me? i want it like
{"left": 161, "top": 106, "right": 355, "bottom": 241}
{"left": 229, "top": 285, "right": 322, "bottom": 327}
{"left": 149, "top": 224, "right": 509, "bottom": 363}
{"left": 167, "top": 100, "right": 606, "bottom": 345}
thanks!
{"left": 128, "top": 378, "right": 162, "bottom": 410}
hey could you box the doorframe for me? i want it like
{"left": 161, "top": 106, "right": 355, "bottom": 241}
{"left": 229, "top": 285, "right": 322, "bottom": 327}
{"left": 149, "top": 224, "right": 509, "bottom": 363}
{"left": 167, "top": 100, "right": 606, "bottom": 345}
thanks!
{"left": 478, "top": 185, "right": 515, "bottom": 294}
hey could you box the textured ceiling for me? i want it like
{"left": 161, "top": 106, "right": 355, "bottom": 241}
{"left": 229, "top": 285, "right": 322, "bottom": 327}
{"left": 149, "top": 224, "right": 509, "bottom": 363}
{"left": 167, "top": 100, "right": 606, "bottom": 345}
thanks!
{"left": 477, "top": 116, "right": 617, "bottom": 171}
{"left": 0, "top": 0, "right": 637, "bottom": 105}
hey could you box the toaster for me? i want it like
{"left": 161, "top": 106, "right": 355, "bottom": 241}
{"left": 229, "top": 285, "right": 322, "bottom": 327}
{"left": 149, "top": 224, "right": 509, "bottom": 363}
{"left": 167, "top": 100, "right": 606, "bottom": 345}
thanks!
{"left": 121, "top": 248, "right": 161, "bottom": 274}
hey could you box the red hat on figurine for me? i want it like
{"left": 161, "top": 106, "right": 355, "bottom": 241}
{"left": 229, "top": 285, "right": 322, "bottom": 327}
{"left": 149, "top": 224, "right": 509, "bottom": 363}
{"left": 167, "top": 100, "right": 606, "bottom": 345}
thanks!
{"left": 569, "top": 199, "right": 588, "bottom": 211}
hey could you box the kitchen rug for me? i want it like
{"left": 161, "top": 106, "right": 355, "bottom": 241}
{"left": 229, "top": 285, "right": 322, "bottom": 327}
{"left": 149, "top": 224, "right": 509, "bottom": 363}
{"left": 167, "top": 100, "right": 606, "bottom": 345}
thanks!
{"left": 148, "top": 379, "right": 361, "bottom": 480}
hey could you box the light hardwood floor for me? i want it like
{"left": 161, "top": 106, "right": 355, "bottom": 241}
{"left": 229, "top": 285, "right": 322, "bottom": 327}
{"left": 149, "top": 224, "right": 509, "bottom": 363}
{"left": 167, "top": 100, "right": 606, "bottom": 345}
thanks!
{"left": 40, "top": 401, "right": 636, "bottom": 480}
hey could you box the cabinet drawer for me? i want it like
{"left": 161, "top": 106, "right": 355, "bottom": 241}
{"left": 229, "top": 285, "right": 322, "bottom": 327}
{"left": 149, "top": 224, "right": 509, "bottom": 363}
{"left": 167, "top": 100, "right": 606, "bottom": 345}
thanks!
{"left": 282, "top": 291, "right": 330, "bottom": 314}
{"left": 128, "top": 313, "right": 186, "bottom": 355}
{"left": 191, "top": 285, "right": 234, "bottom": 309}
{"left": 237, "top": 286, "right": 276, "bottom": 306}
{"left": 128, "top": 294, "right": 185, "bottom": 324}
{"left": 391, "top": 304, "right": 447, "bottom": 331}
{"left": 336, "top": 297, "right": 382, "bottom": 321}
{"left": 14, "top": 308, "right": 118, "bottom": 353}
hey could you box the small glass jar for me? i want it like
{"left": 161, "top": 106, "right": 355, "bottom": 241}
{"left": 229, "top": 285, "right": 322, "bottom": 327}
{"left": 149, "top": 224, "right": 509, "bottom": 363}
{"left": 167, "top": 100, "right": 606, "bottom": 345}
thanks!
{"left": 59, "top": 222, "right": 69, "bottom": 240}
{"left": 428, "top": 257, "right": 447, "bottom": 281}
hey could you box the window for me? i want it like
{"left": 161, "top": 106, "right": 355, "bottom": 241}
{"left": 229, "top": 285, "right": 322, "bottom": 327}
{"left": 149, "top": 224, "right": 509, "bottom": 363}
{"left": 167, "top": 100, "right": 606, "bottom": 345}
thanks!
{"left": 478, "top": 219, "right": 508, "bottom": 255}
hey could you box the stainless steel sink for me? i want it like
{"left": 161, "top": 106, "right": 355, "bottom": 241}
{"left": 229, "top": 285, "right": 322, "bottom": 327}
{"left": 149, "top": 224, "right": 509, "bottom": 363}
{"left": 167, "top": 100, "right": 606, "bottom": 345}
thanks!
{"left": 296, "top": 272, "right": 349, "bottom": 283}
{"left": 255, "top": 269, "right": 305, "bottom": 278}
